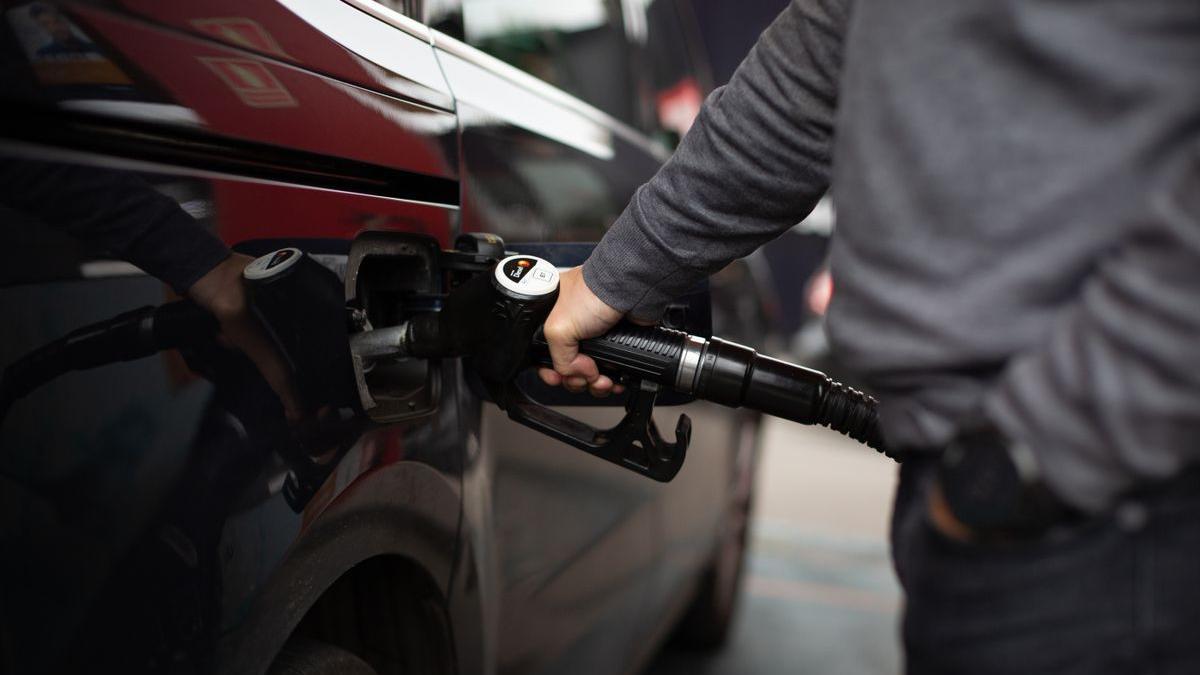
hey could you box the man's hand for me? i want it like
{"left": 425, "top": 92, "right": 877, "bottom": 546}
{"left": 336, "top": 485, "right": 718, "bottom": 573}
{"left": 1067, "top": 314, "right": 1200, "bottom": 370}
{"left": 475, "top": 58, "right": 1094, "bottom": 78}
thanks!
{"left": 187, "top": 253, "right": 303, "bottom": 422}
{"left": 537, "top": 267, "right": 625, "bottom": 397}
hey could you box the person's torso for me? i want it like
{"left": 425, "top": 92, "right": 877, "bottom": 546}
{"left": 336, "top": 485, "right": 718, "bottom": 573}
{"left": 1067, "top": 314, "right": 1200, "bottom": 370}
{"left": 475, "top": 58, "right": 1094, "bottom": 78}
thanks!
{"left": 827, "top": 0, "right": 1200, "bottom": 447}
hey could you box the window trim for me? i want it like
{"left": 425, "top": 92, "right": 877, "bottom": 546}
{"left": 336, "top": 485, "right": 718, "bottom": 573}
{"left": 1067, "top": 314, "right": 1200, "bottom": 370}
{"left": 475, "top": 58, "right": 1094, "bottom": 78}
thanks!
{"left": 341, "top": 0, "right": 433, "bottom": 44}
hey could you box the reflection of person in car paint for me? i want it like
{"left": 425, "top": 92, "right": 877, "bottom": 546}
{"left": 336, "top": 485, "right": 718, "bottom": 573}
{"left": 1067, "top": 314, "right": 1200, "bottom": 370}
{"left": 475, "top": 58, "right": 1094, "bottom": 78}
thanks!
{"left": 28, "top": 5, "right": 98, "bottom": 59}
{"left": 0, "top": 158, "right": 302, "bottom": 421}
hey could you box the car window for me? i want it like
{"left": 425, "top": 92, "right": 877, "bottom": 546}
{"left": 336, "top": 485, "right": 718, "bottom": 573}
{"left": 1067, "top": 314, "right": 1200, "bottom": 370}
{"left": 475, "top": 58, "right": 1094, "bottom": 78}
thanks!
{"left": 460, "top": 0, "right": 638, "bottom": 126}
{"left": 632, "top": 0, "right": 709, "bottom": 142}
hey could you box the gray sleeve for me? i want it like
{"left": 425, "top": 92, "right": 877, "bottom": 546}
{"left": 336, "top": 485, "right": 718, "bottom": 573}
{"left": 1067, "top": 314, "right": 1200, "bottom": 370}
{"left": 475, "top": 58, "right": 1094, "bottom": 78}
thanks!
{"left": 984, "top": 143, "right": 1200, "bottom": 514}
{"left": 582, "top": 0, "right": 849, "bottom": 321}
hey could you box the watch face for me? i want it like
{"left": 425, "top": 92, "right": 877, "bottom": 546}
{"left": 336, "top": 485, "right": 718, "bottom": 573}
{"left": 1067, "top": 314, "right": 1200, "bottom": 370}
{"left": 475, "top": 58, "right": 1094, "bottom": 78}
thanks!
{"left": 493, "top": 255, "right": 559, "bottom": 298}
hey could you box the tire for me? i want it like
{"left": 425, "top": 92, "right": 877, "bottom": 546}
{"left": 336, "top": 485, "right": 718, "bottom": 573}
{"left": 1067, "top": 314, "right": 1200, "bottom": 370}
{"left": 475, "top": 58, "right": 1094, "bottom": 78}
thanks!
{"left": 268, "top": 638, "right": 379, "bottom": 675}
{"left": 672, "top": 416, "right": 759, "bottom": 650}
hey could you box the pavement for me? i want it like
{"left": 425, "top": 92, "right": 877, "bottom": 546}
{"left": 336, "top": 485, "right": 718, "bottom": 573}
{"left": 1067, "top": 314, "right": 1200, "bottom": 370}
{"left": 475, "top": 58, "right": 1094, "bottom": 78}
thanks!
{"left": 648, "top": 418, "right": 903, "bottom": 674}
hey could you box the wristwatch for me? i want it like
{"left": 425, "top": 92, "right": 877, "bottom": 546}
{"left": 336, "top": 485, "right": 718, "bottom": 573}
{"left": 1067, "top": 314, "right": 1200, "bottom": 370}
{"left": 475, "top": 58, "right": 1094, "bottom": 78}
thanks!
{"left": 937, "top": 423, "right": 1076, "bottom": 539}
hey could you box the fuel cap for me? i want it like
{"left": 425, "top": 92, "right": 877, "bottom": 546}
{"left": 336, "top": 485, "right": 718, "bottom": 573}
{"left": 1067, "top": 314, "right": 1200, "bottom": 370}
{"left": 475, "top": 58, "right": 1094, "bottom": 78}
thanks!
{"left": 492, "top": 254, "right": 559, "bottom": 300}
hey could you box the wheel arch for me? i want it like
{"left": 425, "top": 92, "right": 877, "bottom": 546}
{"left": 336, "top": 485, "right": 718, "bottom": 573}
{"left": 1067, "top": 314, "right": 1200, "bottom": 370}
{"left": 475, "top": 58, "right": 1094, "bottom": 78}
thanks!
{"left": 217, "top": 461, "right": 465, "bottom": 675}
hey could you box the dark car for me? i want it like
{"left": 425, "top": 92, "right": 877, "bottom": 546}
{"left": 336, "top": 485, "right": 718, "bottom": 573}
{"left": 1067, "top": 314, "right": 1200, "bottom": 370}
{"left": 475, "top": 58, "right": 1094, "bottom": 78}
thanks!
{"left": 0, "top": 1, "right": 771, "bottom": 674}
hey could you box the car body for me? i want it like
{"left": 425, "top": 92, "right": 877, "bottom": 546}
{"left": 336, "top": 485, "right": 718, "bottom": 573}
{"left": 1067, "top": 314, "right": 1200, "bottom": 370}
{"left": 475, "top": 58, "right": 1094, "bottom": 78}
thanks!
{"left": 0, "top": 1, "right": 770, "bottom": 673}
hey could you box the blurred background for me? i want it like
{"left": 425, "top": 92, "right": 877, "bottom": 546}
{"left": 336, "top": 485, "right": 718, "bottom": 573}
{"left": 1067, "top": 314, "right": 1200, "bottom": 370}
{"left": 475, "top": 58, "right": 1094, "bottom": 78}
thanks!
{"left": 652, "top": 421, "right": 900, "bottom": 674}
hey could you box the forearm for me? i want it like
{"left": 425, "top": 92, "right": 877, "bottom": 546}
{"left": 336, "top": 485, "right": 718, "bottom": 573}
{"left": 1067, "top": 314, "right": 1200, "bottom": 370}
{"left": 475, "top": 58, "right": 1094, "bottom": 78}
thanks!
{"left": 983, "top": 144, "right": 1200, "bottom": 513}
{"left": 584, "top": 0, "right": 849, "bottom": 320}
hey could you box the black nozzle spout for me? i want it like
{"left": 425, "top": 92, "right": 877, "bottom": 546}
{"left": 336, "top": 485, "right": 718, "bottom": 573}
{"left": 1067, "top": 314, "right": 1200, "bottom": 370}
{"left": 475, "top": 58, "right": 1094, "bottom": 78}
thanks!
{"left": 810, "top": 379, "right": 890, "bottom": 457}
{"left": 691, "top": 338, "right": 890, "bottom": 457}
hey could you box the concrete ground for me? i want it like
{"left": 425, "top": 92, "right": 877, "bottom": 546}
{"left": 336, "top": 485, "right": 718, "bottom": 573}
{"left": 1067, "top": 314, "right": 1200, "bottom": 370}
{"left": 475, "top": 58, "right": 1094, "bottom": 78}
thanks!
{"left": 649, "top": 418, "right": 903, "bottom": 674}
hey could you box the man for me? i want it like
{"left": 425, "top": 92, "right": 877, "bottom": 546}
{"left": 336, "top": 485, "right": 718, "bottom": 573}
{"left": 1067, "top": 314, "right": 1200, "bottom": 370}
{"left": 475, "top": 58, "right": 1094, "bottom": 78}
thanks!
{"left": 538, "top": 1, "right": 1200, "bottom": 672}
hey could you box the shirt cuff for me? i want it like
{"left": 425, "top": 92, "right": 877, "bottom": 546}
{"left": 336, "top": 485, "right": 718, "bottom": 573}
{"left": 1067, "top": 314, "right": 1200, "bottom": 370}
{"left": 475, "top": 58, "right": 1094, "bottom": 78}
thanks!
{"left": 582, "top": 196, "right": 690, "bottom": 322}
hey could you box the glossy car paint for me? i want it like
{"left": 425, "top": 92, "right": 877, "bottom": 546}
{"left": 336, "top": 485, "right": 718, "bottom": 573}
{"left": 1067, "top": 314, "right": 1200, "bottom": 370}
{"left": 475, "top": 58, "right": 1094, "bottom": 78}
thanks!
{"left": 434, "top": 29, "right": 667, "bottom": 675}
{"left": 0, "top": 1, "right": 762, "bottom": 673}
{"left": 117, "top": 0, "right": 454, "bottom": 110}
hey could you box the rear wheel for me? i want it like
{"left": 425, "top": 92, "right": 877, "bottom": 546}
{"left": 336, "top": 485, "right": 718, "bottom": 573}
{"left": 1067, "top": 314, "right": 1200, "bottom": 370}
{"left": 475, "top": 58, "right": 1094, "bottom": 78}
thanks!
{"left": 672, "top": 415, "right": 759, "bottom": 649}
{"left": 269, "top": 638, "right": 378, "bottom": 675}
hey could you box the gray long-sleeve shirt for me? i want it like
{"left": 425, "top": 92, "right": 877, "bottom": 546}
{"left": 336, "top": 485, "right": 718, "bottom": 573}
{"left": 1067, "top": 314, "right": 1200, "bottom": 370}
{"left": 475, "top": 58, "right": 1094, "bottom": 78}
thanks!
{"left": 583, "top": 0, "right": 1200, "bottom": 513}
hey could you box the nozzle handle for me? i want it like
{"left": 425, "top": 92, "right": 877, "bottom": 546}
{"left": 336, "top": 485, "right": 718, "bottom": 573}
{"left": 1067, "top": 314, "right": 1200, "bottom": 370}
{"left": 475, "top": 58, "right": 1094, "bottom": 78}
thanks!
{"left": 530, "top": 323, "right": 688, "bottom": 385}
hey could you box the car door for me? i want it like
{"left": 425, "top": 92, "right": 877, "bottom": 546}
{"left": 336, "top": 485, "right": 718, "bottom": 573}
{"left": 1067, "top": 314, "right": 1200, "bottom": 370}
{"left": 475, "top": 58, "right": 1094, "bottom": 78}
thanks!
{"left": 427, "top": 2, "right": 738, "bottom": 672}
{"left": 0, "top": 2, "right": 465, "bottom": 672}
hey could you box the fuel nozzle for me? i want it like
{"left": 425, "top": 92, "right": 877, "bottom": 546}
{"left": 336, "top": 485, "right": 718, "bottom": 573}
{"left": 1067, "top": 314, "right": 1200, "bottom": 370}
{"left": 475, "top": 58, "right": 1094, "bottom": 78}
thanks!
{"left": 367, "top": 253, "right": 889, "bottom": 470}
